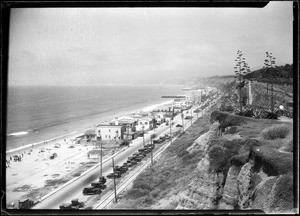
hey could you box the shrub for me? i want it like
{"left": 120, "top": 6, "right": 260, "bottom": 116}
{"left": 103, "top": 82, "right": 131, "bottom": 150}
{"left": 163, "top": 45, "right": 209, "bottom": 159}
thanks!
{"left": 250, "top": 146, "right": 293, "bottom": 175}
{"left": 208, "top": 145, "right": 231, "bottom": 171}
{"left": 210, "top": 111, "right": 245, "bottom": 132}
{"left": 225, "top": 126, "right": 240, "bottom": 134}
{"left": 261, "top": 125, "right": 290, "bottom": 140}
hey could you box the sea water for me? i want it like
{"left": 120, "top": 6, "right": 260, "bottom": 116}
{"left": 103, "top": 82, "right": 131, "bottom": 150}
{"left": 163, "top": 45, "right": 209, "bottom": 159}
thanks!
{"left": 6, "top": 85, "right": 183, "bottom": 150}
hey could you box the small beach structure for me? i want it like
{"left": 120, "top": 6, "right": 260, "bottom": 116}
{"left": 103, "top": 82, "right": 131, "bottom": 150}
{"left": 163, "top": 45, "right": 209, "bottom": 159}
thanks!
{"left": 50, "top": 152, "right": 58, "bottom": 160}
{"left": 87, "top": 149, "right": 101, "bottom": 159}
{"left": 95, "top": 123, "right": 125, "bottom": 141}
{"left": 84, "top": 129, "right": 96, "bottom": 141}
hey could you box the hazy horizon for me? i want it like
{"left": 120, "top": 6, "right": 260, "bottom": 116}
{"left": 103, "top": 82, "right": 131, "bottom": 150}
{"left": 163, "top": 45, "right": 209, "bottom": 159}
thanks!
{"left": 8, "top": 2, "right": 293, "bottom": 86}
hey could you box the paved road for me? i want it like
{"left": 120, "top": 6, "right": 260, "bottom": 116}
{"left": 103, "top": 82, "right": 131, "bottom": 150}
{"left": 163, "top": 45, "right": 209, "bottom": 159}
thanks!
{"left": 32, "top": 112, "right": 186, "bottom": 209}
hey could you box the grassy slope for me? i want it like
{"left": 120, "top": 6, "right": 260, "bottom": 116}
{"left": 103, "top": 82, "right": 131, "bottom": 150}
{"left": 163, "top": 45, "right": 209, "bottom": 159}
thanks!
{"left": 114, "top": 106, "right": 215, "bottom": 209}
{"left": 113, "top": 104, "right": 294, "bottom": 210}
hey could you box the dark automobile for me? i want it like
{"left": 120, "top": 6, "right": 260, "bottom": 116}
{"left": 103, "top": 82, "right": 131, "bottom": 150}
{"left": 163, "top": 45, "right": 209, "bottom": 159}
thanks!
{"left": 164, "top": 134, "right": 171, "bottom": 139}
{"left": 145, "top": 144, "right": 155, "bottom": 149}
{"left": 153, "top": 138, "right": 163, "bottom": 144}
{"left": 107, "top": 172, "right": 121, "bottom": 179}
{"left": 82, "top": 186, "right": 101, "bottom": 195}
{"left": 99, "top": 176, "right": 106, "bottom": 184}
{"left": 185, "top": 116, "right": 192, "bottom": 119}
{"left": 114, "top": 166, "right": 128, "bottom": 173}
{"left": 142, "top": 148, "right": 152, "bottom": 153}
{"left": 159, "top": 136, "right": 165, "bottom": 141}
{"left": 127, "top": 158, "right": 137, "bottom": 165}
{"left": 59, "top": 203, "right": 74, "bottom": 210}
{"left": 124, "top": 162, "right": 133, "bottom": 167}
{"left": 128, "top": 156, "right": 142, "bottom": 162}
{"left": 133, "top": 152, "right": 146, "bottom": 157}
{"left": 91, "top": 182, "right": 107, "bottom": 189}
{"left": 59, "top": 199, "right": 84, "bottom": 209}
{"left": 176, "top": 124, "right": 183, "bottom": 127}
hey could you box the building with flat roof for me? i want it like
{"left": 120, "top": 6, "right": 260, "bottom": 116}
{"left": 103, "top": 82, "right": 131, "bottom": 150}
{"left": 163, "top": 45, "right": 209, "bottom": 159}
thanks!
{"left": 95, "top": 124, "right": 124, "bottom": 141}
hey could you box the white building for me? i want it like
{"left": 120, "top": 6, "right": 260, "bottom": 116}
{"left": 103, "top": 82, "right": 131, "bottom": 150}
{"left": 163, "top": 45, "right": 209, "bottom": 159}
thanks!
{"left": 95, "top": 124, "right": 124, "bottom": 141}
{"left": 135, "top": 117, "right": 153, "bottom": 132}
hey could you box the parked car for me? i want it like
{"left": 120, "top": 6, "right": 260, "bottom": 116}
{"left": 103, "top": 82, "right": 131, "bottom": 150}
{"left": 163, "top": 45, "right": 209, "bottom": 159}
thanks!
{"left": 145, "top": 144, "right": 155, "bottom": 149}
{"left": 153, "top": 138, "right": 163, "bottom": 144}
{"left": 91, "top": 182, "right": 107, "bottom": 190}
{"left": 82, "top": 186, "right": 101, "bottom": 195}
{"left": 176, "top": 124, "right": 183, "bottom": 127}
{"left": 18, "top": 198, "right": 34, "bottom": 209}
{"left": 185, "top": 116, "right": 192, "bottom": 119}
{"left": 99, "top": 176, "right": 106, "bottom": 184}
{"left": 164, "top": 134, "right": 171, "bottom": 139}
{"left": 107, "top": 172, "right": 121, "bottom": 179}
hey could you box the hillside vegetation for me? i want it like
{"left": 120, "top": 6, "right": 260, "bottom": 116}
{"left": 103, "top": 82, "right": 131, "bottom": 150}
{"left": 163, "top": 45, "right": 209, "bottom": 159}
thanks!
{"left": 112, "top": 99, "right": 294, "bottom": 213}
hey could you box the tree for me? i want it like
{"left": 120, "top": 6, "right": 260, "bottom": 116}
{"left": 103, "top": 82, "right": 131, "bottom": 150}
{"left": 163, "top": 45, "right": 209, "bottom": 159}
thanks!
{"left": 264, "top": 51, "right": 276, "bottom": 112}
{"left": 234, "top": 50, "right": 249, "bottom": 111}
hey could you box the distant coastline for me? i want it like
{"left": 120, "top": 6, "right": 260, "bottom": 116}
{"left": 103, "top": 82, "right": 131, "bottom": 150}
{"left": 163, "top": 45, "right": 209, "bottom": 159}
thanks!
{"left": 6, "top": 85, "right": 181, "bottom": 151}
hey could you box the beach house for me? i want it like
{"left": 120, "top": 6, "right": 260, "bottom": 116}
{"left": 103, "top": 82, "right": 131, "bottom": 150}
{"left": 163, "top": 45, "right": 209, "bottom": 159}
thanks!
{"left": 95, "top": 123, "right": 124, "bottom": 141}
{"left": 153, "top": 112, "right": 166, "bottom": 125}
{"left": 111, "top": 116, "right": 139, "bottom": 141}
{"left": 135, "top": 117, "right": 153, "bottom": 132}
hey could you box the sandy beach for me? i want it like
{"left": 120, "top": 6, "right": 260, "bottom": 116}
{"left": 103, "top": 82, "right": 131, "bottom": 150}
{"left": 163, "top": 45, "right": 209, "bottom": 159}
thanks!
{"left": 5, "top": 100, "right": 174, "bottom": 207}
{"left": 6, "top": 135, "right": 121, "bottom": 206}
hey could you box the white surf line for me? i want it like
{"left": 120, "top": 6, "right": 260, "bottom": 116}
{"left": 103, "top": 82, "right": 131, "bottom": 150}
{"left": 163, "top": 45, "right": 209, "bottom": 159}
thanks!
{"left": 6, "top": 128, "right": 88, "bottom": 154}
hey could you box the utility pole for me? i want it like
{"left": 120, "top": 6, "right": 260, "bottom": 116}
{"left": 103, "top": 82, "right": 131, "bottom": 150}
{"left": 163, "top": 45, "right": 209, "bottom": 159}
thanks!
{"left": 181, "top": 109, "right": 184, "bottom": 132}
{"left": 190, "top": 108, "right": 193, "bottom": 126}
{"left": 169, "top": 118, "right": 172, "bottom": 145}
{"left": 112, "top": 157, "right": 117, "bottom": 203}
{"left": 100, "top": 140, "right": 103, "bottom": 177}
{"left": 142, "top": 126, "right": 145, "bottom": 148}
{"left": 150, "top": 135, "right": 154, "bottom": 166}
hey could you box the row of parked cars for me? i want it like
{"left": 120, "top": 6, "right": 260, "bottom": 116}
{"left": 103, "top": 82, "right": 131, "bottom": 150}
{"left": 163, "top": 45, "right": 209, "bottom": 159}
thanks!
{"left": 153, "top": 134, "right": 171, "bottom": 144}
{"left": 58, "top": 133, "right": 173, "bottom": 209}
{"left": 81, "top": 176, "right": 107, "bottom": 196}
{"left": 106, "top": 143, "right": 155, "bottom": 179}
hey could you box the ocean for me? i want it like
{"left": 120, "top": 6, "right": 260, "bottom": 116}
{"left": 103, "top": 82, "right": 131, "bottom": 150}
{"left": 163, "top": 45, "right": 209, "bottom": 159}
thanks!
{"left": 6, "top": 85, "right": 184, "bottom": 150}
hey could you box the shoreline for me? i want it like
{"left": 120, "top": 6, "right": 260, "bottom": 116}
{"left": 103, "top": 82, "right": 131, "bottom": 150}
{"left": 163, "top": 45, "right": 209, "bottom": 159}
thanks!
{"left": 6, "top": 99, "right": 174, "bottom": 155}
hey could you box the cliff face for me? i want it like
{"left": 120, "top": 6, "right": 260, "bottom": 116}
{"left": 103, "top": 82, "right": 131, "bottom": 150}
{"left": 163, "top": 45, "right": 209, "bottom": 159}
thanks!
{"left": 176, "top": 112, "right": 294, "bottom": 213}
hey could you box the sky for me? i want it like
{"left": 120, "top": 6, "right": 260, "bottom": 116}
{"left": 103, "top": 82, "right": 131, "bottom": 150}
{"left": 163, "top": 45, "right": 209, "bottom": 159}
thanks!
{"left": 8, "top": 2, "right": 293, "bottom": 86}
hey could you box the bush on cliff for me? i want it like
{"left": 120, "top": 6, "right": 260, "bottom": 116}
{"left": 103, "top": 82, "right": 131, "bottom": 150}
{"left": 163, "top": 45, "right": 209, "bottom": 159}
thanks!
{"left": 208, "top": 138, "right": 262, "bottom": 172}
{"left": 210, "top": 111, "right": 246, "bottom": 132}
{"left": 250, "top": 146, "right": 293, "bottom": 176}
{"left": 261, "top": 125, "right": 290, "bottom": 140}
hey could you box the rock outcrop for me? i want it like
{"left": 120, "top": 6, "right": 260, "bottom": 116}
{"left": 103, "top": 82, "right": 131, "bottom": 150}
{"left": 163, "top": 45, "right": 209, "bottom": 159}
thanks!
{"left": 219, "top": 165, "right": 241, "bottom": 209}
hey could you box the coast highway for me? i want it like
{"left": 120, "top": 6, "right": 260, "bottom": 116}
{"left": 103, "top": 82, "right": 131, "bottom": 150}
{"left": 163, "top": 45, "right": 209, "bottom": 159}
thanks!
{"left": 32, "top": 97, "right": 219, "bottom": 209}
{"left": 32, "top": 112, "right": 188, "bottom": 209}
